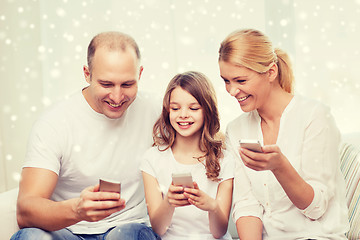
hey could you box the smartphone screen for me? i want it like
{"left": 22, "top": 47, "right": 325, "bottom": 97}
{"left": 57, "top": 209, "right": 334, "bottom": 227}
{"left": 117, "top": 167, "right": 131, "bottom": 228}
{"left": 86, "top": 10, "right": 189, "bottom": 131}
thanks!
{"left": 172, "top": 173, "right": 194, "bottom": 188}
{"left": 99, "top": 179, "right": 121, "bottom": 193}
{"left": 239, "top": 140, "right": 263, "bottom": 153}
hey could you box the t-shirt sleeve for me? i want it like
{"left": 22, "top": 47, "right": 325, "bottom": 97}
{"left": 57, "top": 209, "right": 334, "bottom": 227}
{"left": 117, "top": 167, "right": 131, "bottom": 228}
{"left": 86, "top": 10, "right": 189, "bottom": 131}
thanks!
{"left": 23, "top": 116, "right": 63, "bottom": 175}
{"left": 139, "top": 147, "right": 157, "bottom": 177}
{"left": 219, "top": 149, "right": 236, "bottom": 183}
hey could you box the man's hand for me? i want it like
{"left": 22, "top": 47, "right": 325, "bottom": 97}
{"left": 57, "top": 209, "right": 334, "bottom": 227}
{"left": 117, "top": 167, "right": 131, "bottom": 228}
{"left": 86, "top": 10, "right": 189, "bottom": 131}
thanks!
{"left": 73, "top": 184, "right": 126, "bottom": 222}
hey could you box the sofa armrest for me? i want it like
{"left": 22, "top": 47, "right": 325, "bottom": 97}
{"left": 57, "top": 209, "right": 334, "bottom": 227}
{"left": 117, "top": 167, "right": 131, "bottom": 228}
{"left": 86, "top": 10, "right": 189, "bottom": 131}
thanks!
{"left": 340, "top": 142, "right": 360, "bottom": 240}
{"left": 0, "top": 188, "right": 19, "bottom": 239}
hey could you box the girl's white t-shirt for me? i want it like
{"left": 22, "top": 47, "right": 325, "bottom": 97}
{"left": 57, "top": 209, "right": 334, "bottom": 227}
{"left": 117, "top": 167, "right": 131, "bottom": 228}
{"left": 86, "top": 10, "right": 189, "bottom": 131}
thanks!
{"left": 140, "top": 146, "right": 235, "bottom": 240}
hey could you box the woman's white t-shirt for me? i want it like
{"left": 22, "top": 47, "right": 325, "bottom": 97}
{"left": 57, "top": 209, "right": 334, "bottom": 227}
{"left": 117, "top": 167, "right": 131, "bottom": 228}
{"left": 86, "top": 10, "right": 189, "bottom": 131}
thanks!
{"left": 140, "top": 146, "right": 235, "bottom": 240}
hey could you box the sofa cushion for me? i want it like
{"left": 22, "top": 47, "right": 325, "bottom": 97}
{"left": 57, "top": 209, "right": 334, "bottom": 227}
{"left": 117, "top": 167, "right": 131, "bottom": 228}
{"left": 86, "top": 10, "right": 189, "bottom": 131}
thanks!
{"left": 340, "top": 143, "right": 360, "bottom": 239}
{"left": 0, "top": 188, "right": 19, "bottom": 240}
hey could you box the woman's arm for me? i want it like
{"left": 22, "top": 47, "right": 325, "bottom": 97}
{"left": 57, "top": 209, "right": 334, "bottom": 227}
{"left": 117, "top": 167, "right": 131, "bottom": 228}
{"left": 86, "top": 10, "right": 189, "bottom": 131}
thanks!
{"left": 240, "top": 146, "right": 314, "bottom": 210}
{"left": 240, "top": 105, "right": 340, "bottom": 218}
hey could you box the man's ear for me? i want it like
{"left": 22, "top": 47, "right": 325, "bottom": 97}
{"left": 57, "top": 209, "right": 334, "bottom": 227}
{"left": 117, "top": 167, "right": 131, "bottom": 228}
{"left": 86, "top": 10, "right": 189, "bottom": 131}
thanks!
{"left": 83, "top": 65, "right": 91, "bottom": 83}
{"left": 138, "top": 66, "right": 144, "bottom": 81}
{"left": 268, "top": 63, "right": 278, "bottom": 83}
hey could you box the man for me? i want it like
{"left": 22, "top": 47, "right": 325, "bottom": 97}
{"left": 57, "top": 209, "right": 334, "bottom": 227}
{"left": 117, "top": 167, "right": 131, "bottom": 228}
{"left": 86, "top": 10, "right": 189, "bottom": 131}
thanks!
{"left": 11, "top": 32, "right": 160, "bottom": 239}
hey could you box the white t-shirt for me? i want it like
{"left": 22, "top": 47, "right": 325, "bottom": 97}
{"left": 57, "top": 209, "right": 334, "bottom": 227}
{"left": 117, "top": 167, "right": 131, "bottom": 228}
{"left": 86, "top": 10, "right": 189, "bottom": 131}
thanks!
{"left": 23, "top": 90, "right": 161, "bottom": 234}
{"left": 140, "top": 146, "right": 235, "bottom": 240}
{"left": 228, "top": 95, "right": 349, "bottom": 240}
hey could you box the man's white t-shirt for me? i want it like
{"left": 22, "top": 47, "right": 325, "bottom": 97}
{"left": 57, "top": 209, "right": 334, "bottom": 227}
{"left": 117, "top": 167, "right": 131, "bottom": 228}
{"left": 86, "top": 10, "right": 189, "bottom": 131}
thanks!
{"left": 23, "top": 90, "right": 160, "bottom": 234}
{"left": 228, "top": 95, "right": 349, "bottom": 239}
{"left": 140, "top": 146, "right": 234, "bottom": 240}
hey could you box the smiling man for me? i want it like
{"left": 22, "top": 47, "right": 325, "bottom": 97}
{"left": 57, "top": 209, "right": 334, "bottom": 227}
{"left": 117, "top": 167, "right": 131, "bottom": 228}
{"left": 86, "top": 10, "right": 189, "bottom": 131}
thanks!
{"left": 11, "top": 32, "right": 161, "bottom": 240}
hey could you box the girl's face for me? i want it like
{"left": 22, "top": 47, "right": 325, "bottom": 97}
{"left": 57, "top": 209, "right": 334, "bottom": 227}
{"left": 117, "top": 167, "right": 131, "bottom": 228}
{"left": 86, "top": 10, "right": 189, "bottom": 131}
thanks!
{"left": 169, "top": 86, "right": 204, "bottom": 139}
{"left": 219, "top": 60, "right": 271, "bottom": 113}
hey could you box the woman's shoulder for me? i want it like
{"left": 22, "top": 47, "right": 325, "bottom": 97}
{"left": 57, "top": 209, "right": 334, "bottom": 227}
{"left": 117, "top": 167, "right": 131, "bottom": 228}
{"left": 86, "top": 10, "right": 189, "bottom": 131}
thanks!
{"left": 293, "top": 95, "right": 331, "bottom": 117}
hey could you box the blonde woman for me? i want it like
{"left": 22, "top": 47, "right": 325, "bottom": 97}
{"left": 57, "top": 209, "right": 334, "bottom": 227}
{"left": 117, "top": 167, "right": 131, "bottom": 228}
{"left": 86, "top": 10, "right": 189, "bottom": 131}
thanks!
{"left": 219, "top": 29, "right": 349, "bottom": 239}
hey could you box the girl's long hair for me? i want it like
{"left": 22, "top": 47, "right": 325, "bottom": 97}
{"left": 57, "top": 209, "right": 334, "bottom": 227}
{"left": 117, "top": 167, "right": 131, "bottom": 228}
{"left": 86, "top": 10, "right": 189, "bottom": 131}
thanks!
{"left": 153, "top": 71, "right": 223, "bottom": 181}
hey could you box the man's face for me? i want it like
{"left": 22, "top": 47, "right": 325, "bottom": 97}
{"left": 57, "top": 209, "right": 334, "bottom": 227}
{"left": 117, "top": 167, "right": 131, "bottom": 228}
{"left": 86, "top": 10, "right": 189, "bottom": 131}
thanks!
{"left": 83, "top": 47, "right": 143, "bottom": 119}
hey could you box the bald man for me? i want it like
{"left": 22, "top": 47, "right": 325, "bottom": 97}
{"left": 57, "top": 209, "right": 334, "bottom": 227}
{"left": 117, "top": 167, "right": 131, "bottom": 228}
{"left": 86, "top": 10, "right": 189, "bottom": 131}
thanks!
{"left": 11, "top": 32, "right": 160, "bottom": 240}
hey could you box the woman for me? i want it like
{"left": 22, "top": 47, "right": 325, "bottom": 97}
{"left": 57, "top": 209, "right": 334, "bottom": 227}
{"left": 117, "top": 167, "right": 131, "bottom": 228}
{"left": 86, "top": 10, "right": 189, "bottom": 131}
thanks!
{"left": 218, "top": 29, "right": 349, "bottom": 239}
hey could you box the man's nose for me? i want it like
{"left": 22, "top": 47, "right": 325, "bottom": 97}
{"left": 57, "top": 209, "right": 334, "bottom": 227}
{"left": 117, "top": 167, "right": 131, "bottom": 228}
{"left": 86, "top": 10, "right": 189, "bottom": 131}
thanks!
{"left": 109, "top": 87, "right": 123, "bottom": 103}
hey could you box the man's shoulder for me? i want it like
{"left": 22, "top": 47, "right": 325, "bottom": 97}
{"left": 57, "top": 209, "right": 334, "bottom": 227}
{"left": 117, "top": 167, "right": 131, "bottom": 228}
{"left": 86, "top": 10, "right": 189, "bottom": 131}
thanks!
{"left": 33, "top": 91, "right": 84, "bottom": 129}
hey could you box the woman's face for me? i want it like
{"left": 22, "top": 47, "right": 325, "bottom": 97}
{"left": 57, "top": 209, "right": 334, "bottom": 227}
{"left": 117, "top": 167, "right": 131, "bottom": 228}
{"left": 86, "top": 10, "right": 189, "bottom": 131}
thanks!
{"left": 219, "top": 60, "right": 271, "bottom": 113}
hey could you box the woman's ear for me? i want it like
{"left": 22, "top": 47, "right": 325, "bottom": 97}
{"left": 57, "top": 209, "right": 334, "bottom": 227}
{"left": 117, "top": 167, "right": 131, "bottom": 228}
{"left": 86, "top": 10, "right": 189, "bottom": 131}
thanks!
{"left": 268, "top": 63, "right": 278, "bottom": 83}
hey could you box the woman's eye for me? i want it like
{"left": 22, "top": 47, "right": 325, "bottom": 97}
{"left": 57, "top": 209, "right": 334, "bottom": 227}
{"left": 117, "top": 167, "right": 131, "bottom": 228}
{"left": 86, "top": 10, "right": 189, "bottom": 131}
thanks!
{"left": 190, "top": 108, "right": 200, "bottom": 111}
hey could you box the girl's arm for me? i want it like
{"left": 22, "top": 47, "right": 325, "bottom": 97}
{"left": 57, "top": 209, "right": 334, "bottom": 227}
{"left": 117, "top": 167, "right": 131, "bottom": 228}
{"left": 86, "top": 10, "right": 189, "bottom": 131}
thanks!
{"left": 209, "top": 178, "right": 233, "bottom": 238}
{"left": 184, "top": 179, "right": 233, "bottom": 239}
{"left": 142, "top": 171, "right": 190, "bottom": 236}
{"left": 236, "top": 216, "right": 263, "bottom": 240}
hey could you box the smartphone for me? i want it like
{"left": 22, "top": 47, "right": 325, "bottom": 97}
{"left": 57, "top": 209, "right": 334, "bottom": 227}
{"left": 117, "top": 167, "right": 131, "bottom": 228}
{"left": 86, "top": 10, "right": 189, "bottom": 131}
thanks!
{"left": 239, "top": 139, "right": 263, "bottom": 153}
{"left": 171, "top": 173, "right": 194, "bottom": 188}
{"left": 99, "top": 178, "right": 121, "bottom": 193}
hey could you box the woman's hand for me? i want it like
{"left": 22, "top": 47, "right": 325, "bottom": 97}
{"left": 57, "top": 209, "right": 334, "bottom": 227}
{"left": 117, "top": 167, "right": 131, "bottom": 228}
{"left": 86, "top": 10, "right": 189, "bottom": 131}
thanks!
{"left": 183, "top": 182, "right": 217, "bottom": 211}
{"left": 239, "top": 144, "right": 287, "bottom": 172}
{"left": 166, "top": 183, "right": 191, "bottom": 207}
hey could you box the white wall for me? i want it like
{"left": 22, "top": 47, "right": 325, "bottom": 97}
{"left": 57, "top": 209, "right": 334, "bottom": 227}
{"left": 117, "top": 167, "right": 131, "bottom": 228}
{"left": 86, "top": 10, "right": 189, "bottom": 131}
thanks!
{"left": 1, "top": 0, "right": 359, "bottom": 191}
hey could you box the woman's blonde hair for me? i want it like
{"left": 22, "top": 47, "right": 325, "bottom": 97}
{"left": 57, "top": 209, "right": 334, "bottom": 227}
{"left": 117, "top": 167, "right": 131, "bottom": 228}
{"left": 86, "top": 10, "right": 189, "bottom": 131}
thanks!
{"left": 219, "top": 29, "right": 294, "bottom": 93}
{"left": 153, "top": 71, "right": 223, "bottom": 181}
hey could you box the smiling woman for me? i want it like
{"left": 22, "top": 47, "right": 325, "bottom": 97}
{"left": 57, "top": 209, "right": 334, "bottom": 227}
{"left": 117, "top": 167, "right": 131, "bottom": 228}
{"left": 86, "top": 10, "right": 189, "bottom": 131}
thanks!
{"left": 220, "top": 28, "right": 349, "bottom": 240}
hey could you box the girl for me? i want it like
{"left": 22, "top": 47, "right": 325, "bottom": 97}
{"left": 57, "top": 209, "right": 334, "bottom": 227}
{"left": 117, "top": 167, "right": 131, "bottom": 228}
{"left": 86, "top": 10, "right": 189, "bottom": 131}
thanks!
{"left": 219, "top": 29, "right": 349, "bottom": 239}
{"left": 140, "top": 71, "right": 234, "bottom": 239}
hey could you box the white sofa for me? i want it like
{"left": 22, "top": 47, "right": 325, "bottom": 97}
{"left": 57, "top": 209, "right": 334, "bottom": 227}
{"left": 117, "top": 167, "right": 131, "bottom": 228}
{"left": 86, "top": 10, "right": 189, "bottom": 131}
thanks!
{"left": 1, "top": 133, "right": 359, "bottom": 240}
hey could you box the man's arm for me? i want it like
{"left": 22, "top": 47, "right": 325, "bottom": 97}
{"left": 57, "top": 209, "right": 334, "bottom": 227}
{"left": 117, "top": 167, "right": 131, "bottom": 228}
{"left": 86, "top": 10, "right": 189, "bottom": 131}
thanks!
{"left": 17, "top": 167, "right": 125, "bottom": 231}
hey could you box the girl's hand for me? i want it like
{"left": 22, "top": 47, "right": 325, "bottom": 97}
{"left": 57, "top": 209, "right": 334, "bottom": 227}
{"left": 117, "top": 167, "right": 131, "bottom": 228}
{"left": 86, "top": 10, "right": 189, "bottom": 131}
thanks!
{"left": 239, "top": 144, "right": 287, "bottom": 172}
{"left": 166, "top": 183, "right": 191, "bottom": 207}
{"left": 183, "top": 182, "right": 217, "bottom": 211}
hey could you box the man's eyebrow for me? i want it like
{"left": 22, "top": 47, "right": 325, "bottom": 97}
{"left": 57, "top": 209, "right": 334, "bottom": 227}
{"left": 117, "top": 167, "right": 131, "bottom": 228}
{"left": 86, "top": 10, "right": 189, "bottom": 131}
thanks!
{"left": 98, "top": 80, "right": 113, "bottom": 83}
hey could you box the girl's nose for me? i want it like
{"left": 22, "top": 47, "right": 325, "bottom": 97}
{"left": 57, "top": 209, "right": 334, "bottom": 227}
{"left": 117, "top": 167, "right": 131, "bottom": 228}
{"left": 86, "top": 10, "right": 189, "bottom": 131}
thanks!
{"left": 180, "top": 108, "right": 189, "bottom": 118}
